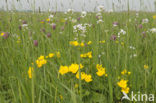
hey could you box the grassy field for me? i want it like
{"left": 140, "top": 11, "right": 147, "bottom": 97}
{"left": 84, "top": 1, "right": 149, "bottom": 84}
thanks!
{"left": 0, "top": 11, "right": 156, "bottom": 103}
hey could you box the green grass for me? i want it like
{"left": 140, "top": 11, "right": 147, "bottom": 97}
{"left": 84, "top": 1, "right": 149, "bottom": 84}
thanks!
{"left": 0, "top": 11, "right": 156, "bottom": 103}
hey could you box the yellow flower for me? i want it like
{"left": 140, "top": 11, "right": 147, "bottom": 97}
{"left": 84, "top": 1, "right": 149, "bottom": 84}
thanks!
{"left": 121, "top": 69, "right": 127, "bottom": 75}
{"left": 59, "top": 95, "right": 63, "bottom": 100}
{"left": 69, "top": 41, "right": 79, "bottom": 46}
{"left": 121, "top": 87, "right": 130, "bottom": 94}
{"left": 144, "top": 65, "right": 149, "bottom": 69}
{"left": 80, "top": 51, "right": 92, "bottom": 58}
{"left": 96, "top": 64, "right": 107, "bottom": 77}
{"left": 69, "top": 63, "right": 83, "bottom": 74}
{"left": 84, "top": 74, "right": 92, "bottom": 83}
{"left": 76, "top": 72, "right": 86, "bottom": 80}
{"left": 117, "top": 79, "right": 128, "bottom": 89}
{"left": 128, "top": 72, "right": 131, "bottom": 75}
{"left": 49, "top": 53, "right": 54, "bottom": 58}
{"left": 0, "top": 32, "right": 4, "bottom": 36}
{"left": 80, "top": 42, "right": 84, "bottom": 47}
{"left": 87, "top": 41, "right": 92, "bottom": 45}
{"left": 56, "top": 52, "right": 61, "bottom": 58}
{"left": 46, "top": 18, "right": 50, "bottom": 22}
{"left": 153, "top": 15, "right": 156, "bottom": 19}
{"left": 36, "top": 55, "right": 47, "bottom": 68}
{"left": 99, "top": 40, "right": 106, "bottom": 44}
{"left": 28, "top": 67, "right": 34, "bottom": 79}
{"left": 59, "top": 66, "right": 69, "bottom": 75}
{"left": 121, "top": 42, "right": 124, "bottom": 46}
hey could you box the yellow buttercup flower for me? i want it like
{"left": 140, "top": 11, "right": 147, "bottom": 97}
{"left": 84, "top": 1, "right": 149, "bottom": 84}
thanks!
{"left": 99, "top": 40, "right": 106, "bottom": 44}
{"left": 49, "top": 53, "right": 54, "bottom": 58}
{"left": 0, "top": 32, "right": 4, "bottom": 36}
{"left": 56, "top": 52, "right": 61, "bottom": 58}
{"left": 80, "top": 51, "right": 92, "bottom": 58}
{"left": 96, "top": 64, "right": 107, "bottom": 77}
{"left": 28, "top": 67, "right": 34, "bottom": 79}
{"left": 59, "top": 66, "right": 69, "bottom": 75}
{"left": 153, "top": 15, "right": 156, "bottom": 19}
{"left": 69, "top": 41, "right": 79, "bottom": 46}
{"left": 46, "top": 18, "right": 50, "bottom": 22}
{"left": 87, "top": 41, "right": 92, "bottom": 45}
{"left": 117, "top": 79, "right": 128, "bottom": 89}
{"left": 36, "top": 55, "right": 47, "bottom": 68}
{"left": 69, "top": 63, "right": 83, "bottom": 74}
{"left": 84, "top": 74, "right": 92, "bottom": 83}
{"left": 76, "top": 72, "right": 86, "bottom": 80}
{"left": 121, "top": 69, "right": 127, "bottom": 75}
{"left": 121, "top": 87, "right": 130, "bottom": 94}
{"left": 144, "top": 65, "right": 149, "bottom": 69}
{"left": 80, "top": 42, "right": 84, "bottom": 47}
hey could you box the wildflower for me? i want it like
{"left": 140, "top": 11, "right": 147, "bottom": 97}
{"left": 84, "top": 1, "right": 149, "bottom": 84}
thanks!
{"left": 153, "top": 15, "right": 156, "bottom": 19}
{"left": 80, "top": 42, "right": 84, "bottom": 47}
{"left": 52, "top": 23, "right": 56, "bottom": 30}
{"left": 142, "top": 18, "right": 149, "bottom": 24}
{"left": 59, "top": 66, "right": 69, "bottom": 75}
{"left": 76, "top": 72, "right": 86, "bottom": 80}
{"left": 144, "top": 65, "right": 149, "bottom": 69}
{"left": 69, "top": 41, "right": 79, "bottom": 46}
{"left": 59, "top": 95, "right": 63, "bottom": 100}
{"left": 121, "top": 69, "right": 127, "bottom": 75}
{"left": 36, "top": 55, "right": 47, "bottom": 68}
{"left": 47, "top": 33, "right": 51, "bottom": 38}
{"left": 113, "top": 22, "right": 119, "bottom": 27}
{"left": 117, "top": 79, "right": 128, "bottom": 89}
{"left": 34, "top": 40, "right": 38, "bottom": 47}
{"left": 0, "top": 32, "right": 4, "bottom": 36}
{"left": 96, "top": 64, "right": 107, "bottom": 77}
{"left": 84, "top": 74, "right": 92, "bottom": 83}
{"left": 97, "top": 5, "right": 105, "bottom": 12}
{"left": 97, "top": 19, "right": 104, "bottom": 24}
{"left": 69, "top": 64, "right": 83, "bottom": 74}
{"left": 128, "top": 72, "right": 131, "bottom": 75}
{"left": 110, "top": 35, "right": 117, "bottom": 41}
{"left": 150, "top": 28, "right": 156, "bottom": 33}
{"left": 80, "top": 51, "right": 92, "bottom": 58}
{"left": 99, "top": 40, "right": 106, "bottom": 44}
{"left": 48, "top": 53, "right": 54, "bottom": 58}
{"left": 87, "top": 41, "right": 92, "bottom": 45}
{"left": 81, "top": 11, "right": 87, "bottom": 18}
{"left": 46, "top": 18, "right": 50, "bottom": 22}
{"left": 28, "top": 67, "right": 34, "bottom": 79}
{"left": 56, "top": 52, "right": 61, "bottom": 58}
{"left": 121, "top": 87, "right": 130, "bottom": 94}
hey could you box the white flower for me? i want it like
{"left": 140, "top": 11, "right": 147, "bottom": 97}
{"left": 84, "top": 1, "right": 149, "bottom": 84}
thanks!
{"left": 67, "top": 9, "right": 74, "bottom": 13}
{"left": 22, "top": 24, "right": 28, "bottom": 27}
{"left": 81, "top": 11, "right": 87, "bottom": 18}
{"left": 142, "top": 18, "right": 149, "bottom": 24}
{"left": 97, "top": 5, "right": 105, "bottom": 12}
{"left": 129, "top": 46, "right": 136, "bottom": 50}
{"left": 71, "top": 19, "right": 77, "bottom": 23}
{"left": 49, "top": 14, "right": 54, "bottom": 18}
{"left": 97, "top": 19, "right": 104, "bottom": 24}
{"left": 150, "top": 28, "right": 156, "bottom": 33}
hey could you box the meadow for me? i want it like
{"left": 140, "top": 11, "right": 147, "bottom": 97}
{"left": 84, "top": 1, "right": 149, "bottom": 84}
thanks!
{"left": 0, "top": 9, "right": 156, "bottom": 103}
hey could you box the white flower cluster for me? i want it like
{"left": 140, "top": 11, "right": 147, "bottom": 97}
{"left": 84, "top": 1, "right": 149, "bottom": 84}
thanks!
{"left": 118, "top": 29, "right": 126, "bottom": 37}
{"left": 142, "top": 18, "right": 149, "bottom": 24}
{"left": 73, "top": 23, "right": 92, "bottom": 37}
{"left": 81, "top": 11, "right": 87, "bottom": 18}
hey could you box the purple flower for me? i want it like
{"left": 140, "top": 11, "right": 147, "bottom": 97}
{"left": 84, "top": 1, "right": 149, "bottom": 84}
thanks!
{"left": 22, "top": 20, "right": 27, "bottom": 24}
{"left": 33, "top": 40, "right": 38, "bottom": 46}
{"left": 77, "top": 17, "right": 80, "bottom": 21}
{"left": 113, "top": 22, "right": 119, "bottom": 27}
{"left": 41, "top": 28, "right": 46, "bottom": 33}
{"left": 47, "top": 33, "right": 51, "bottom": 38}
{"left": 3, "top": 32, "right": 9, "bottom": 39}
{"left": 138, "top": 24, "right": 143, "bottom": 29}
{"left": 52, "top": 23, "right": 56, "bottom": 30}
{"left": 110, "top": 35, "right": 117, "bottom": 40}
